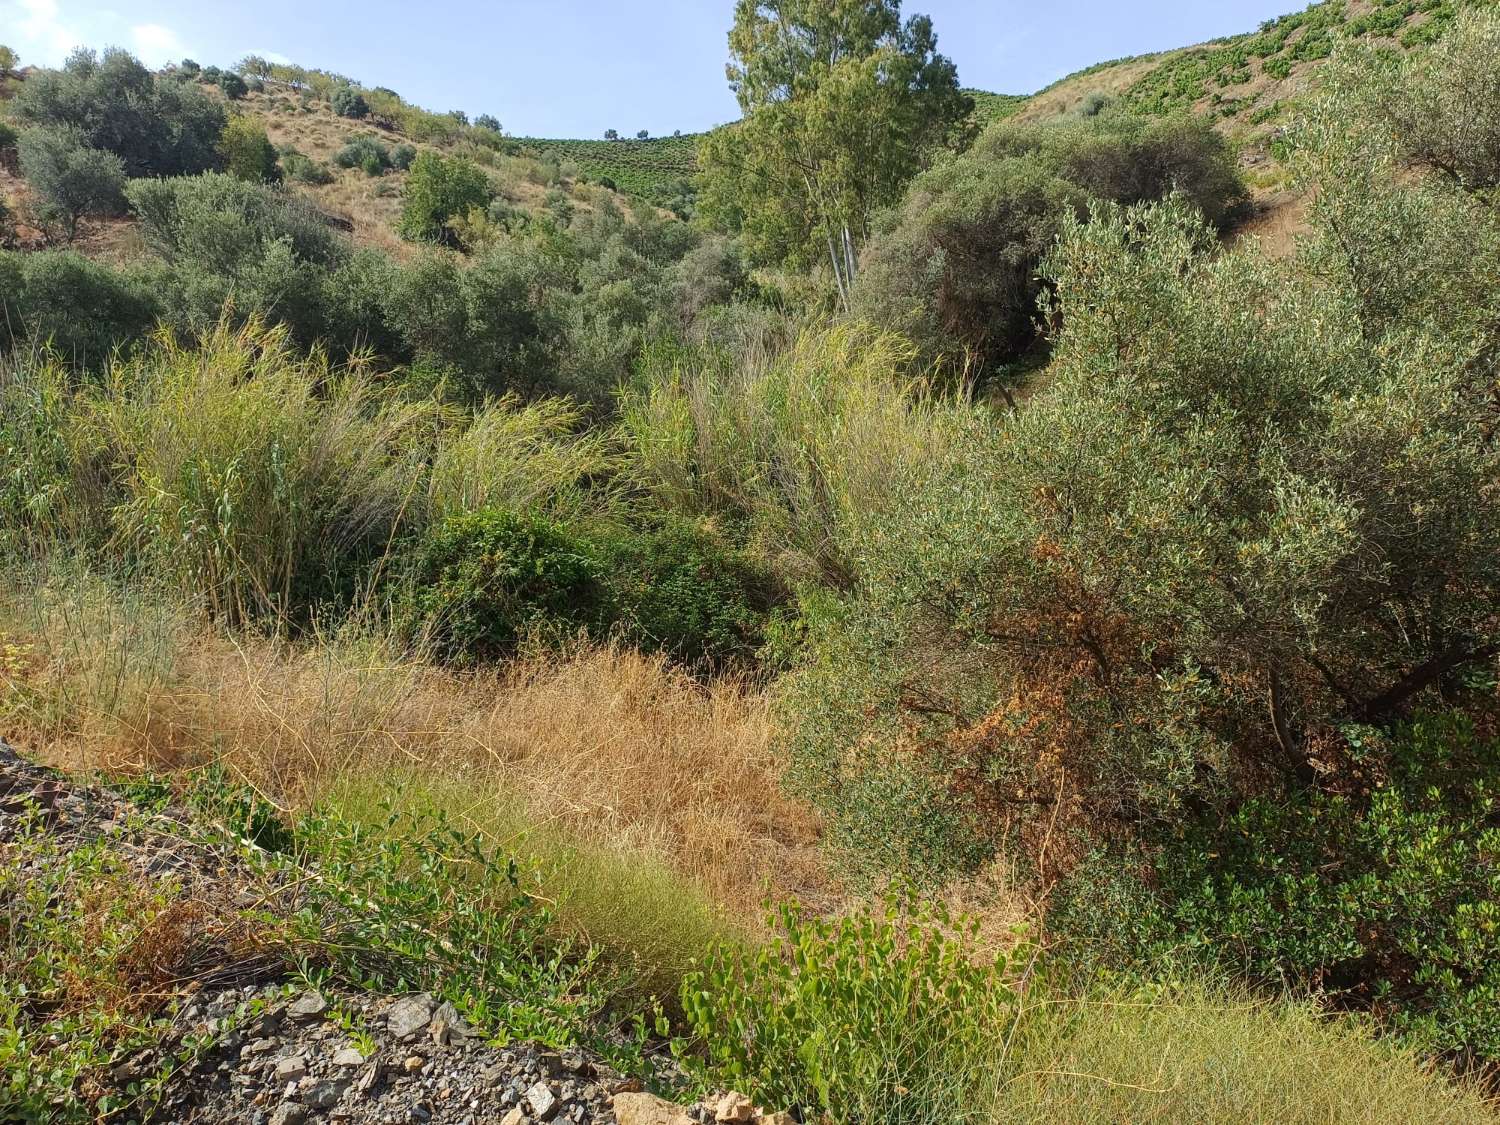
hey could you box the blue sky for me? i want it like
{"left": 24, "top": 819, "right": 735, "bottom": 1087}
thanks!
{"left": 0, "top": 0, "right": 1297, "bottom": 137}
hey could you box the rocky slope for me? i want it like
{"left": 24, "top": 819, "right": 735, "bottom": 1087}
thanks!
{"left": 0, "top": 740, "right": 782, "bottom": 1125}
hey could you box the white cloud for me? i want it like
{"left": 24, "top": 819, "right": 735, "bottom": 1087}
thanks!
{"left": 10, "top": 0, "right": 82, "bottom": 63}
{"left": 130, "top": 21, "right": 187, "bottom": 66}
{"left": 0, "top": 2, "right": 191, "bottom": 69}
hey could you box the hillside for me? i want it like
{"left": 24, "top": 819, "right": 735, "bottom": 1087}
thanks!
{"left": 6, "top": 4, "right": 1500, "bottom": 1120}
{"left": 1013, "top": 0, "right": 1483, "bottom": 141}
{"left": 515, "top": 134, "right": 698, "bottom": 209}
{"left": 504, "top": 0, "right": 1491, "bottom": 207}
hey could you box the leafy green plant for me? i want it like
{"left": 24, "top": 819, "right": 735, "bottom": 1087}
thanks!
{"left": 219, "top": 116, "right": 279, "bottom": 183}
{"left": 397, "top": 508, "right": 606, "bottom": 664}
{"left": 398, "top": 151, "right": 491, "bottom": 246}
{"left": 335, "top": 135, "right": 391, "bottom": 176}
{"left": 595, "top": 519, "right": 780, "bottom": 672}
{"left": 330, "top": 86, "right": 369, "bottom": 119}
{"left": 680, "top": 899, "right": 1023, "bottom": 1124}
{"left": 1141, "top": 713, "right": 1500, "bottom": 1062}
{"left": 276, "top": 796, "right": 610, "bottom": 1044}
{"left": 17, "top": 126, "right": 127, "bottom": 240}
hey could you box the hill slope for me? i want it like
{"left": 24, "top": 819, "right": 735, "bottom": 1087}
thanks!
{"left": 505, "top": 0, "right": 1489, "bottom": 203}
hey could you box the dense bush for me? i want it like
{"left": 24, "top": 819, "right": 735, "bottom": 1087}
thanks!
{"left": 127, "top": 174, "right": 349, "bottom": 338}
{"left": 335, "top": 135, "right": 391, "bottom": 175}
{"left": 398, "top": 151, "right": 492, "bottom": 245}
{"left": 1141, "top": 714, "right": 1500, "bottom": 1063}
{"left": 16, "top": 126, "right": 127, "bottom": 240}
{"left": 219, "top": 117, "right": 280, "bottom": 183}
{"left": 0, "top": 249, "right": 162, "bottom": 363}
{"left": 681, "top": 900, "right": 1019, "bottom": 1124}
{"left": 397, "top": 508, "right": 606, "bottom": 664}
{"left": 777, "top": 19, "right": 1500, "bottom": 1064}
{"left": 595, "top": 519, "right": 779, "bottom": 672}
{"left": 330, "top": 86, "right": 369, "bottom": 119}
{"left": 852, "top": 112, "right": 1246, "bottom": 380}
{"left": 10, "top": 47, "right": 224, "bottom": 176}
{"left": 390, "top": 142, "right": 418, "bottom": 171}
{"left": 281, "top": 150, "right": 333, "bottom": 185}
{"left": 217, "top": 71, "right": 248, "bottom": 100}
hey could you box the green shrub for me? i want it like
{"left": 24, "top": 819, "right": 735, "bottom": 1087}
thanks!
{"left": 281, "top": 151, "right": 333, "bottom": 184}
{"left": 0, "top": 249, "right": 162, "bottom": 365}
{"left": 1118, "top": 713, "right": 1500, "bottom": 1063}
{"left": 217, "top": 71, "right": 248, "bottom": 100}
{"left": 397, "top": 508, "right": 606, "bottom": 664}
{"left": 398, "top": 151, "right": 491, "bottom": 245}
{"left": 127, "top": 173, "right": 348, "bottom": 339}
{"left": 10, "top": 47, "right": 224, "bottom": 176}
{"left": 278, "top": 793, "right": 610, "bottom": 1043}
{"left": 219, "top": 116, "right": 279, "bottom": 183}
{"left": 330, "top": 86, "right": 369, "bottom": 119}
{"left": 17, "top": 126, "right": 127, "bottom": 240}
{"left": 681, "top": 899, "right": 1021, "bottom": 1124}
{"left": 852, "top": 112, "right": 1246, "bottom": 381}
{"left": 391, "top": 142, "right": 417, "bottom": 170}
{"left": 335, "top": 135, "right": 390, "bottom": 175}
{"left": 595, "top": 520, "right": 779, "bottom": 672}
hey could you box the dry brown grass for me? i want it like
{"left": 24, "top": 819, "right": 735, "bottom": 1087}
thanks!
{"left": 0, "top": 580, "right": 830, "bottom": 916}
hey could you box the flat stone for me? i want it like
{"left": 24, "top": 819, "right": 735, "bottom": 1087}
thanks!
{"left": 612, "top": 1092, "right": 697, "bottom": 1125}
{"left": 387, "top": 994, "right": 436, "bottom": 1041}
{"left": 355, "top": 1061, "right": 382, "bottom": 1094}
{"left": 244, "top": 1038, "right": 280, "bottom": 1057}
{"left": 403, "top": 1055, "right": 426, "bottom": 1074}
{"left": 715, "top": 1092, "right": 755, "bottom": 1124}
{"left": 332, "top": 1047, "right": 365, "bottom": 1067}
{"left": 526, "top": 1081, "right": 559, "bottom": 1121}
{"left": 304, "top": 1078, "right": 349, "bottom": 1109}
{"left": 273, "top": 1056, "right": 307, "bottom": 1082}
{"left": 268, "top": 1106, "right": 308, "bottom": 1125}
{"left": 500, "top": 1109, "right": 526, "bottom": 1125}
{"left": 288, "top": 991, "right": 328, "bottom": 1022}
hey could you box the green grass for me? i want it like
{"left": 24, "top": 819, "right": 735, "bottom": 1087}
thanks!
{"left": 319, "top": 771, "right": 743, "bottom": 1012}
{"left": 998, "top": 982, "right": 1499, "bottom": 1124}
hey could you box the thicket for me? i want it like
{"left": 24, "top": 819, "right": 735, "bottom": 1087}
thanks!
{"left": 853, "top": 111, "right": 1246, "bottom": 383}
{"left": 5, "top": 4, "right": 1500, "bottom": 1112}
{"left": 771, "top": 10, "right": 1500, "bottom": 1068}
{"left": 9, "top": 47, "right": 224, "bottom": 176}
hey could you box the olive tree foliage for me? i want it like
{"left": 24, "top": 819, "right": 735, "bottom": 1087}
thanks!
{"left": 852, "top": 114, "right": 1246, "bottom": 381}
{"left": 1347, "top": 9, "right": 1500, "bottom": 195}
{"left": 10, "top": 47, "right": 224, "bottom": 176}
{"left": 127, "top": 174, "right": 350, "bottom": 338}
{"left": 17, "top": 126, "right": 127, "bottom": 240}
{"left": 697, "top": 0, "right": 969, "bottom": 309}
{"left": 398, "top": 152, "right": 492, "bottom": 246}
{"left": 780, "top": 29, "right": 1500, "bottom": 880}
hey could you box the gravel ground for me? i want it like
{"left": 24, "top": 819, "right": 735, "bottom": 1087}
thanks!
{"left": 1, "top": 740, "right": 728, "bottom": 1125}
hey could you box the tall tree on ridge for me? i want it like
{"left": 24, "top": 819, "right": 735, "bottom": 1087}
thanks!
{"left": 698, "top": 0, "right": 969, "bottom": 309}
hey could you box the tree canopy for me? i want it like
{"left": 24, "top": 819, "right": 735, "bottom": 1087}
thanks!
{"left": 698, "top": 0, "right": 969, "bottom": 307}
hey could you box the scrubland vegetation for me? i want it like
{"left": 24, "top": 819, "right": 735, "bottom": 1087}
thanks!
{"left": 4, "top": 0, "right": 1500, "bottom": 1121}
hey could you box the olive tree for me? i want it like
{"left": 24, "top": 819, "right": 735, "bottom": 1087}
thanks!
{"left": 17, "top": 127, "right": 126, "bottom": 240}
